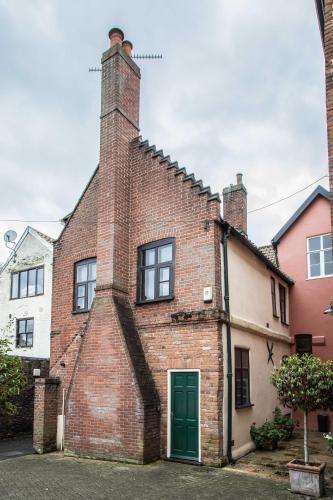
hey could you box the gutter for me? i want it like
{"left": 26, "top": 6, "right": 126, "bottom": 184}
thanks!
{"left": 222, "top": 225, "right": 233, "bottom": 464}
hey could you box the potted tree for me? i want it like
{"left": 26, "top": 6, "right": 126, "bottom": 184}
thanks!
{"left": 271, "top": 354, "right": 333, "bottom": 497}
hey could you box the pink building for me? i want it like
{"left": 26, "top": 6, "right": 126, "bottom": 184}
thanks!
{"left": 272, "top": 185, "right": 333, "bottom": 431}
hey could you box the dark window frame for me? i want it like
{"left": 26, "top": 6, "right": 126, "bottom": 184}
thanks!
{"left": 136, "top": 238, "right": 175, "bottom": 304}
{"left": 271, "top": 277, "right": 278, "bottom": 317}
{"left": 279, "top": 284, "right": 287, "bottom": 324}
{"left": 10, "top": 266, "right": 44, "bottom": 300}
{"left": 73, "top": 258, "right": 97, "bottom": 313}
{"left": 295, "top": 334, "right": 312, "bottom": 356}
{"left": 16, "top": 318, "right": 34, "bottom": 348}
{"left": 235, "top": 347, "right": 252, "bottom": 409}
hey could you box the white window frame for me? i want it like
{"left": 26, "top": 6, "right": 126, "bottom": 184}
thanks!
{"left": 307, "top": 233, "right": 333, "bottom": 280}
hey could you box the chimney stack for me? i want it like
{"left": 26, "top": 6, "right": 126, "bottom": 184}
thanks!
{"left": 223, "top": 173, "right": 248, "bottom": 234}
{"left": 96, "top": 28, "right": 140, "bottom": 291}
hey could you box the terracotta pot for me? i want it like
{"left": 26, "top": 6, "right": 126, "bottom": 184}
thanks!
{"left": 287, "top": 459, "right": 326, "bottom": 497}
{"left": 260, "top": 439, "right": 278, "bottom": 451}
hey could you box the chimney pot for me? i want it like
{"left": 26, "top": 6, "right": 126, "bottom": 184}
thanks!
{"left": 108, "top": 27, "right": 125, "bottom": 47}
{"left": 122, "top": 40, "right": 133, "bottom": 57}
{"left": 236, "top": 173, "right": 243, "bottom": 185}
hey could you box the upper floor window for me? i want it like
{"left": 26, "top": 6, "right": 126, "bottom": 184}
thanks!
{"left": 235, "top": 348, "right": 251, "bottom": 408}
{"left": 137, "top": 238, "right": 175, "bottom": 303}
{"left": 271, "top": 277, "right": 277, "bottom": 317}
{"left": 295, "top": 334, "right": 312, "bottom": 356}
{"left": 279, "top": 284, "right": 287, "bottom": 324}
{"left": 11, "top": 267, "right": 44, "bottom": 299}
{"left": 74, "top": 259, "right": 96, "bottom": 312}
{"left": 16, "top": 318, "right": 34, "bottom": 348}
{"left": 307, "top": 234, "right": 333, "bottom": 279}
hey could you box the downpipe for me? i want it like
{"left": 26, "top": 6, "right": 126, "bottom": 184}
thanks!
{"left": 223, "top": 226, "right": 234, "bottom": 464}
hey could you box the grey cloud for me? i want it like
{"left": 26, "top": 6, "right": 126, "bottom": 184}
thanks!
{"left": 0, "top": 0, "right": 327, "bottom": 261}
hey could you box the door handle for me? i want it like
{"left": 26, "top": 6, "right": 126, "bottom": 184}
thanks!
{"left": 171, "top": 411, "right": 174, "bottom": 419}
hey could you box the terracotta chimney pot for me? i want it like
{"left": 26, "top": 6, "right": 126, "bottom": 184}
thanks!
{"left": 109, "top": 27, "right": 124, "bottom": 47}
{"left": 122, "top": 40, "right": 133, "bottom": 57}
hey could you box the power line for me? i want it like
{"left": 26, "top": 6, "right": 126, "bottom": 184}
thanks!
{"left": 247, "top": 175, "right": 329, "bottom": 214}
{"left": 0, "top": 174, "right": 329, "bottom": 223}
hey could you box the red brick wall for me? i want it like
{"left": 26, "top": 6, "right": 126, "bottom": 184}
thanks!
{"left": 324, "top": 0, "right": 333, "bottom": 233}
{"left": 35, "top": 37, "right": 225, "bottom": 465}
{"left": 128, "top": 140, "right": 223, "bottom": 464}
{"left": 33, "top": 378, "right": 59, "bottom": 453}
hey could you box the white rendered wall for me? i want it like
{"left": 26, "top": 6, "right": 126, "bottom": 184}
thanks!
{"left": 0, "top": 232, "right": 52, "bottom": 359}
{"left": 221, "top": 238, "right": 292, "bottom": 459}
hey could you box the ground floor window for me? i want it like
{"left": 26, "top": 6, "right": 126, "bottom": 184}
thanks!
{"left": 235, "top": 348, "right": 251, "bottom": 408}
{"left": 16, "top": 318, "right": 34, "bottom": 347}
{"left": 295, "top": 334, "right": 312, "bottom": 356}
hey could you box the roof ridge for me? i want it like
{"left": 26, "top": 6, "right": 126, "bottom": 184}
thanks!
{"left": 135, "top": 137, "right": 220, "bottom": 205}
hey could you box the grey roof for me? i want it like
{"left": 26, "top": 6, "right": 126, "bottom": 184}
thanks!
{"left": 258, "top": 244, "right": 278, "bottom": 267}
{"left": 272, "top": 185, "right": 331, "bottom": 245}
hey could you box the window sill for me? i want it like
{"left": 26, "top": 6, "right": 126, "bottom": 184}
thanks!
{"left": 273, "top": 314, "right": 279, "bottom": 319}
{"left": 72, "top": 309, "right": 91, "bottom": 315}
{"left": 306, "top": 274, "right": 333, "bottom": 281}
{"left": 235, "top": 403, "right": 254, "bottom": 410}
{"left": 10, "top": 293, "right": 44, "bottom": 301}
{"left": 16, "top": 346, "right": 33, "bottom": 349}
{"left": 135, "top": 296, "right": 174, "bottom": 306}
{"left": 281, "top": 321, "right": 289, "bottom": 327}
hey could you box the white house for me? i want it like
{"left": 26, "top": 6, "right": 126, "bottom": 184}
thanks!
{"left": 0, "top": 226, "right": 53, "bottom": 360}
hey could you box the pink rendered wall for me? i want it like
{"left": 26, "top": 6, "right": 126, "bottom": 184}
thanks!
{"left": 277, "top": 196, "right": 333, "bottom": 431}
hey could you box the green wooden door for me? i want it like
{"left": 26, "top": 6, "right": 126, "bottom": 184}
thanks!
{"left": 170, "top": 372, "right": 199, "bottom": 461}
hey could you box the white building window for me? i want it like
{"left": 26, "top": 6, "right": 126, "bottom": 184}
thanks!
{"left": 307, "top": 234, "right": 333, "bottom": 279}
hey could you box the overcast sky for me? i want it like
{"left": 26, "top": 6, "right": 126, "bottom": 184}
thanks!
{"left": 0, "top": 0, "right": 327, "bottom": 263}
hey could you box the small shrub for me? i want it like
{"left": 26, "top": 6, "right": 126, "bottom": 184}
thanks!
{"left": 323, "top": 432, "right": 333, "bottom": 453}
{"left": 273, "top": 407, "right": 295, "bottom": 440}
{"left": 250, "top": 421, "right": 282, "bottom": 449}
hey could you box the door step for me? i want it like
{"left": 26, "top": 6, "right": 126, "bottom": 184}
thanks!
{"left": 165, "top": 457, "right": 202, "bottom": 466}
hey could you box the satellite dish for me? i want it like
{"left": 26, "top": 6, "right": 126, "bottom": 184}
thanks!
{"left": 4, "top": 230, "right": 17, "bottom": 244}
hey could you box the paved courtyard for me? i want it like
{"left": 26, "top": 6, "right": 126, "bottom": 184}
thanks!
{"left": 0, "top": 449, "right": 332, "bottom": 500}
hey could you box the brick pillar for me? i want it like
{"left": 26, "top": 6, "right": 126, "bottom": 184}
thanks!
{"left": 222, "top": 173, "right": 247, "bottom": 234}
{"left": 33, "top": 378, "right": 59, "bottom": 454}
{"left": 324, "top": 0, "right": 333, "bottom": 234}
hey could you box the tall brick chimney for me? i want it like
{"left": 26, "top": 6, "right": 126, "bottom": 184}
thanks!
{"left": 223, "top": 173, "right": 247, "bottom": 234}
{"left": 63, "top": 29, "right": 160, "bottom": 464}
{"left": 97, "top": 27, "right": 140, "bottom": 292}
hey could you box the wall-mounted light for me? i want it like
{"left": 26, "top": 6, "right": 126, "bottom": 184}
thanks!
{"left": 324, "top": 301, "right": 333, "bottom": 315}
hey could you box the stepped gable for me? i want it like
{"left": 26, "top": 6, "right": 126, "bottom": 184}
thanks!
{"left": 135, "top": 137, "right": 221, "bottom": 203}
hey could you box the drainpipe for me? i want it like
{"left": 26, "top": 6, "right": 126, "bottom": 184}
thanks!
{"left": 223, "top": 225, "right": 233, "bottom": 464}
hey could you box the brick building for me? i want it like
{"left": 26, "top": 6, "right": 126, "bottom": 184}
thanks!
{"left": 316, "top": 0, "right": 333, "bottom": 231}
{"left": 34, "top": 28, "right": 293, "bottom": 465}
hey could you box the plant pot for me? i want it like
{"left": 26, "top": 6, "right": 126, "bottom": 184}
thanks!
{"left": 287, "top": 459, "right": 326, "bottom": 497}
{"left": 260, "top": 439, "right": 278, "bottom": 451}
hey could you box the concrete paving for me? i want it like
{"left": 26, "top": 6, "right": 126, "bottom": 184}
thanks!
{"left": 0, "top": 452, "right": 330, "bottom": 500}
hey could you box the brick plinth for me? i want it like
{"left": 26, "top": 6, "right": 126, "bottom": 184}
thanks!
{"left": 33, "top": 377, "right": 59, "bottom": 454}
